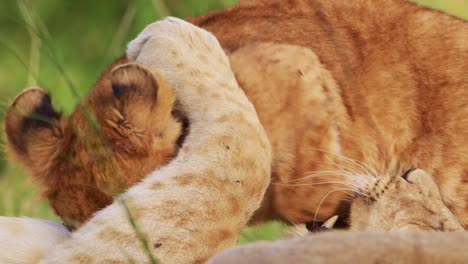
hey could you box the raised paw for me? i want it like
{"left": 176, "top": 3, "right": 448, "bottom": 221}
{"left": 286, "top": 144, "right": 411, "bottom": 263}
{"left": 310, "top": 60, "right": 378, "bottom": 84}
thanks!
{"left": 127, "top": 17, "right": 225, "bottom": 69}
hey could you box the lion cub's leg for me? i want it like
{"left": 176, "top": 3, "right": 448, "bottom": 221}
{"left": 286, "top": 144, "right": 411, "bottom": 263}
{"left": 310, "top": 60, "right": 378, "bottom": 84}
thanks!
{"left": 229, "top": 43, "right": 350, "bottom": 223}
{"left": 207, "top": 232, "right": 468, "bottom": 264}
{"left": 40, "top": 18, "right": 271, "bottom": 264}
{"left": 0, "top": 217, "right": 70, "bottom": 264}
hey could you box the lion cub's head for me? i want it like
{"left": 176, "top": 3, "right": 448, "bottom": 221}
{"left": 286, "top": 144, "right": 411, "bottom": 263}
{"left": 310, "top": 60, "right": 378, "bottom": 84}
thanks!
{"left": 4, "top": 60, "right": 186, "bottom": 228}
{"left": 350, "top": 169, "right": 463, "bottom": 231}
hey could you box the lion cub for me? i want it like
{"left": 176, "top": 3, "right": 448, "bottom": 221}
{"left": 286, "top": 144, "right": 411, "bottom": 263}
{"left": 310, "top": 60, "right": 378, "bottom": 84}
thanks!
{"left": 208, "top": 169, "right": 465, "bottom": 264}
{"left": 350, "top": 168, "right": 463, "bottom": 231}
{"left": 292, "top": 168, "right": 463, "bottom": 235}
{"left": 5, "top": 60, "right": 185, "bottom": 228}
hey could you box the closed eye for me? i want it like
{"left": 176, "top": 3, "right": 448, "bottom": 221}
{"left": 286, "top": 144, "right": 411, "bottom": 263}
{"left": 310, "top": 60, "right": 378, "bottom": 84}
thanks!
{"left": 401, "top": 168, "right": 416, "bottom": 183}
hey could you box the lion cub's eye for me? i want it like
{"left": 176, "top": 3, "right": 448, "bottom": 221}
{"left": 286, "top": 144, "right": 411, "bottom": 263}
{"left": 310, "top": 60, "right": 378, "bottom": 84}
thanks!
{"left": 401, "top": 168, "right": 416, "bottom": 183}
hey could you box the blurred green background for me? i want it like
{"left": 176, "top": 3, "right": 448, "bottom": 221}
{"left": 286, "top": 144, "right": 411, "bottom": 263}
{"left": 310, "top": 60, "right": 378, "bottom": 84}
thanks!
{"left": 0, "top": 0, "right": 466, "bottom": 243}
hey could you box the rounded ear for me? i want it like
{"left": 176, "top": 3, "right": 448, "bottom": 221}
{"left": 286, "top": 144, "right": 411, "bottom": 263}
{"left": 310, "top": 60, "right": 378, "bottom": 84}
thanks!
{"left": 110, "top": 63, "right": 158, "bottom": 108}
{"left": 4, "top": 88, "right": 62, "bottom": 165}
{"left": 106, "top": 63, "right": 175, "bottom": 138}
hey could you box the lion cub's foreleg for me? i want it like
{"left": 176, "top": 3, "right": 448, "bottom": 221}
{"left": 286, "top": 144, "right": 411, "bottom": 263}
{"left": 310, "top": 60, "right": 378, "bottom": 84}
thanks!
{"left": 40, "top": 18, "right": 271, "bottom": 264}
{"left": 228, "top": 42, "right": 349, "bottom": 223}
{"left": 207, "top": 231, "right": 468, "bottom": 264}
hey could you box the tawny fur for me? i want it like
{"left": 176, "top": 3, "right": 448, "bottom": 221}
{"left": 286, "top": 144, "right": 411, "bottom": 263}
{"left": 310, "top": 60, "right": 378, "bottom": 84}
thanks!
{"left": 5, "top": 41, "right": 344, "bottom": 229}
{"left": 350, "top": 169, "right": 463, "bottom": 232}
{"left": 208, "top": 169, "right": 464, "bottom": 263}
{"left": 5, "top": 0, "right": 468, "bottom": 228}
{"left": 207, "top": 232, "right": 468, "bottom": 264}
{"left": 2, "top": 0, "right": 468, "bottom": 262}
{"left": 0, "top": 217, "right": 70, "bottom": 264}
{"left": 4, "top": 60, "right": 183, "bottom": 228}
{"left": 36, "top": 17, "right": 270, "bottom": 264}
{"left": 189, "top": 0, "right": 468, "bottom": 226}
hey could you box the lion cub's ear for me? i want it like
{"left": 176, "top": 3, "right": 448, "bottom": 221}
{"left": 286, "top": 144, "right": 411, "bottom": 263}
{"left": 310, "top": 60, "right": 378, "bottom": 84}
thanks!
{"left": 105, "top": 63, "right": 176, "bottom": 145}
{"left": 4, "top": 88, "right": 62, "bottom": 168}
{"left": 110, "top": 64, "right": 159, "bottom": 127}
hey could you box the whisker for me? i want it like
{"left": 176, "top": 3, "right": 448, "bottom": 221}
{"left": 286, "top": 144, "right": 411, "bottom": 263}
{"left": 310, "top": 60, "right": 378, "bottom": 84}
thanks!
{"left": 285, "top": 171, "right": 355, "bottom": 182}
{"left": 321, "top": 155, "right": 376, "bottom": 187}
{"left": 278, "top": 170, "right": 376, "bottom": 198}
{"left": 275, "top": 181, "right": 368, "bottom": 198}
{"left": 309, "top": 148, "right": 378, "bottom": 177}
{"left": 273, "top": 180, "right": 363, "bottom": 193}
{"left": 304, "top": 159, "right": 377, "bottom": 184}
{"left": 323, "top": 154, "right": 363, "bottom": 178}
{"left": 313, "top": 188, "right": 357, "bottom": 228}
{"left": 297, "top": 171, "right": 373, "bottom": 190}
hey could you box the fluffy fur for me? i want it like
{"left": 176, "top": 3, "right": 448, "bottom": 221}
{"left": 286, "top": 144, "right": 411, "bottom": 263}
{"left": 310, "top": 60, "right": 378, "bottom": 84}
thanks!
{"left": 208, "top": 169, "right": 465, "bottom": 263}
{"left": 35, "top": 17, "right": 270, "bottom": 263}
{"left": 189, "top": 0, "right": 468, "bottom": 226}
{"left": 5, "top": 44, "right": 342, "bottom": 228}
{"left": 2, "top": 0, "right": 468, "bottom": 262}
{"left": 207, "top": 232, "right": 468, "bottom": 264}
{"left": 350, "top": 169, "right": 463, "bottom": 231}
{"left": 281, "top": 168, "right": 465, "bottom": 238}
{"left": 4, "top": 61, "right": 182, "bottom": 229}
{"left": 0, "top": 217, "right": 70, "bottom": 264}
{"left": 6, "top": 0, "right": 468, "bottom": 228}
